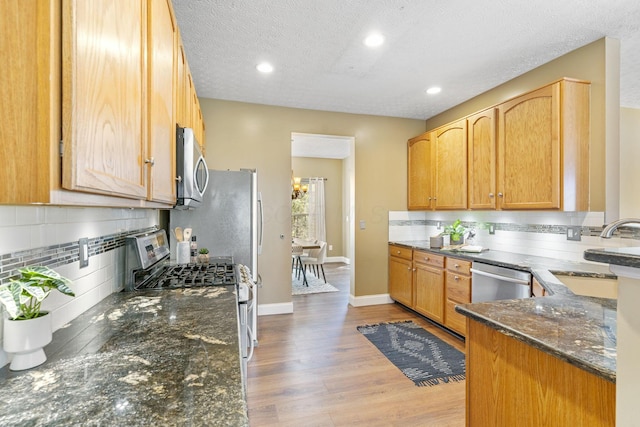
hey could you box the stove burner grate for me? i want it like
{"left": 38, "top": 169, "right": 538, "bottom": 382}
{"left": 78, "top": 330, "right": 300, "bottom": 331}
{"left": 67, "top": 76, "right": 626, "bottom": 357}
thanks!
{"left": 134, "top": 262, "right": 237, "bottom": 290}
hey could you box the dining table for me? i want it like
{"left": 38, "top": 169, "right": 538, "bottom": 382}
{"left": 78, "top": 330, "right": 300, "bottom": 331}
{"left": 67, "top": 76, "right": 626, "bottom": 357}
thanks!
{"left": 292, "top": 238, "right": 321, "bottom": 286}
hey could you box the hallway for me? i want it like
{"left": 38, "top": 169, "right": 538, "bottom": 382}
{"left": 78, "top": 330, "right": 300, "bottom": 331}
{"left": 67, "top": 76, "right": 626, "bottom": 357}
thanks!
{"left": 246, "top": 263, "right": 466, "bottom": 426}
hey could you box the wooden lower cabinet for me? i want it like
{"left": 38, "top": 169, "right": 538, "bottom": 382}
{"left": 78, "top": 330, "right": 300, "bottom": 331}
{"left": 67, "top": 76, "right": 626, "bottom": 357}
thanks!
{"left": 444, "top": 257, "right": 472, "bottom": 335}
{"left": 413, "top": 251, "right": 445, "bottom": 323}
{"left": 466, "top": 319, "right": 615, "bottom": 426}
{"left": 388, "top": 245, "right": 413, "bottom": 307}
{"left": 532, "top": 277, "right": 546, "bottom": 297}
{"left": 388, "top": 245, "right": 467, "bottom": 335}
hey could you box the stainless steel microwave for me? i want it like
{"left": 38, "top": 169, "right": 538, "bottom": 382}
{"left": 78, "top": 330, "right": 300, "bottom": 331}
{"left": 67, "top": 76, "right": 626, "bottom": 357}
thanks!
{"left": 175, "top": 126, "right": 209, "bottom": 209}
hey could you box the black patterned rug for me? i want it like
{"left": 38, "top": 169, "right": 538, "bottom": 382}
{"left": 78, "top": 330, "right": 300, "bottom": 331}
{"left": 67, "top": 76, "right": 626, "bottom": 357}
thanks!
{"left": 357, "top": 320, "right": 465, "bottom": 387}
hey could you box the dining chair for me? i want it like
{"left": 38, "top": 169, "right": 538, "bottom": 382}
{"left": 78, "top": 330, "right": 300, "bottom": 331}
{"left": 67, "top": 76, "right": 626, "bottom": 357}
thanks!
{"left": 299, "top": 241, "right": 327, "bottom": 282}
{"left": 291, "top": 244, "right": 304, "bottom": 278}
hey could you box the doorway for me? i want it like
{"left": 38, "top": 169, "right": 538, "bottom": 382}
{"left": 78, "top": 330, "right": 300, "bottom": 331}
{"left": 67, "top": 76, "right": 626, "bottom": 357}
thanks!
{"left": 291, "top": 132, "right": 355, "bottom": 269}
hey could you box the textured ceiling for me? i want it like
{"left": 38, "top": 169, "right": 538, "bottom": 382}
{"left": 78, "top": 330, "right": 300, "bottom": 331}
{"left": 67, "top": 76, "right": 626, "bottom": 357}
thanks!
{"left": 172, "top": 0, "right": 640, "bottom": 122}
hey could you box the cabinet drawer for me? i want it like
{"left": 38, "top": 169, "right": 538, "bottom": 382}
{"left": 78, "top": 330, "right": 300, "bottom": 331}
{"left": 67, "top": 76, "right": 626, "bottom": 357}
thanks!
{"left": 389, "top": 245, "right": 413, "bottom": 261}
{"left": 446, "top": 271, "right": 471, "bottom": 303}
{"left": 413, "top": 250, "right": 444, "bottom": 268}
{"left": 446, "top": 257, "right": 471, "bottom": 275}
{"left": 445, "top": 300, "right": 467, "bottom": 336}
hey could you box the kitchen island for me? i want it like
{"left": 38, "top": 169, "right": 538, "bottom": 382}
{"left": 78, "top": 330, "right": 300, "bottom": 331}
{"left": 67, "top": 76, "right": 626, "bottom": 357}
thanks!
{"left": 390, "top": 241, "right": 618, "bottom": 425}
{"left": 0, "top": 286, "right": 248, "bottom": 426}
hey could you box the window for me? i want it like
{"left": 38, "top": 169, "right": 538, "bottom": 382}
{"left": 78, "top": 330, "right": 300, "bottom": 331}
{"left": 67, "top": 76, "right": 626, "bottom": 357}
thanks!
{"left": 292, "top": 194, "right": 309, "bottom": 239}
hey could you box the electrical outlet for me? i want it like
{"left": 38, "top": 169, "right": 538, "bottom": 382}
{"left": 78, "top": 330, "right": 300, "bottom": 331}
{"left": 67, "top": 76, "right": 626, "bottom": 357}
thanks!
{"left": 359, "top": 220, "right": 366, "bottom": 230}
{"left": 567, "top": 226, "right": 582, "bottom": 241}
{"left": 329, "top": 244, "right": 333, "bottom": 251}
{"left": 79, "top": 237, "right": 89, "bottom": 268}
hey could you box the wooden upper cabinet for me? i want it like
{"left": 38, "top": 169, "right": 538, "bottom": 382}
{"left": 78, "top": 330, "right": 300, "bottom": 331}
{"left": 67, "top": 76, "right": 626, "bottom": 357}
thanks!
{"left": 0, "top": 0, "right": 56, "bottom": 204}
{"left": 468, "top": 108, "right": 496, "bottom": 209}
{"left": 497, "top": 79, "right": 589, "bottom": 210}
{"left": 498, "top": 83, "right": 559, "bottom": 209}
{"left": 62, "top": 0, "right": 147, "bottom": 200}
{"left": 176, "top": 36, "right": 187, "bottom": 127}
{"left": 433, "top": 119, "right": 467, "bottom": 210}
{"left": 147, "top": 0, "right": 177, "bottom": 204}
{"left": 407, "top": 132, "right": 433, "bottom": 210}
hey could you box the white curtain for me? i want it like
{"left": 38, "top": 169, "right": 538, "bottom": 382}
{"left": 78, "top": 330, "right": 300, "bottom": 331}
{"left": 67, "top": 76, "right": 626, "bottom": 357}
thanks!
{"left": 306, "top": 178, "right": 326, "bottom": 242}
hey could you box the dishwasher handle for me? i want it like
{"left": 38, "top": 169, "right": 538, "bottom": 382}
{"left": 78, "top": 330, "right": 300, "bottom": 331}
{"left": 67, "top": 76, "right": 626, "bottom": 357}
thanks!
{"left": 470, "top": 268, "right": 531, "bottom": 285}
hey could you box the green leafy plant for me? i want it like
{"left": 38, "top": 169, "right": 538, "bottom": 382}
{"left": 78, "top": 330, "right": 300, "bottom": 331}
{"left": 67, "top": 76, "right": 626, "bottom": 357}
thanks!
{"left": 443, "top": 219, "right": 467, "bottom": 242}
{"left": 199, "top": 248, "right": 209, "bottom": 254}
{"left": 0, "top": 266, "right": 74, "bottom": 320}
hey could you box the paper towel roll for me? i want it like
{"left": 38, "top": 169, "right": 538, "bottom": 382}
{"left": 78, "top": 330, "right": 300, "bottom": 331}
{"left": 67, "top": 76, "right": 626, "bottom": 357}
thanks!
{"left": 176, "top": 241, "right": 190, "bottom": 264}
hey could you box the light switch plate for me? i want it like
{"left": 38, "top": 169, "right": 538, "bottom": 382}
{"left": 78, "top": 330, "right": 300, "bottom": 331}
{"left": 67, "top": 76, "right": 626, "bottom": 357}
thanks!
{"left": 488, "top": 223, "right": 495, "bottom": 235}
{"left": 566, "top": 226, "right": 582, "bottom": 241}
{"left": 79, "top": 237, "right": 89, "bottom": 268}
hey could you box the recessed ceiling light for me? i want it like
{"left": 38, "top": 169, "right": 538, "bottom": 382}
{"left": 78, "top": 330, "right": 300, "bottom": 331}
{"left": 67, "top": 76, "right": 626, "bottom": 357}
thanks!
{"left": 256, "top": 62, "right": 274, "bottom": 73}
{"left": 426, "top": 87, "right": 442, "bottom": 95}
{"left": 363, "top": 33, "right": 385, "bottom": 48}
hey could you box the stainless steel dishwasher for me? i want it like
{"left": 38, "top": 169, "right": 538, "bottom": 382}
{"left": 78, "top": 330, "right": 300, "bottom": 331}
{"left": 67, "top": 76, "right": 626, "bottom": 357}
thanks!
{"left": 470, "top": 262, "right": 532, "bottom": 302}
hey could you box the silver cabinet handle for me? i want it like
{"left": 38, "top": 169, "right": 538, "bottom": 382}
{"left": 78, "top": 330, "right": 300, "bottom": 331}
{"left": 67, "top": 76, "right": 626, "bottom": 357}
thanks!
{"left": 489, "top": 193, "right": 494, "bottom": 198}
{"left": 498, "top": 192, "right": 504, "bottom": 198}
{"left": 144, "top": 157, "right": 155, "bottom": 166}
{"left": 454, "top": 275, "right": 460, "bottom": 281}
{"left": 470, "top": 268, "right": 531, "bottom": 285}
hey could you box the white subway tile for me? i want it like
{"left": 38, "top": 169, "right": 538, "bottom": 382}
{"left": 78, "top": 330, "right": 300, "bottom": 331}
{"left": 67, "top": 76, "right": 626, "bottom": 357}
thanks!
{"left": 0, "top": 206, "right": 17, "bottom": 226}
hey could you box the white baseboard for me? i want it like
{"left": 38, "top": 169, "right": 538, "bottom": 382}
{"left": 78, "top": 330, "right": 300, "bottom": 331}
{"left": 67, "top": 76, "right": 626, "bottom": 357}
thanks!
{"left": 349, "top": 293, "right": 394, "bottom": 307}
{"left": 325, "top": 256, "right": 350, "bottom": 264}
{"left": 258, "top": 302, "right": 294, "bottom": 316}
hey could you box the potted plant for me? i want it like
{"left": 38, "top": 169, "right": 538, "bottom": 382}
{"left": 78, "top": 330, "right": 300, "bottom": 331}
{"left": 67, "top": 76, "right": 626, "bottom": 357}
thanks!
{"left": 0, "top": 266, "right": 74, "bottom": 371}
{"left": 197, "top": 248, "right": 210, "bottom": 264}
{"left": 444, "top": 219, "right": 467, "bottom": 245}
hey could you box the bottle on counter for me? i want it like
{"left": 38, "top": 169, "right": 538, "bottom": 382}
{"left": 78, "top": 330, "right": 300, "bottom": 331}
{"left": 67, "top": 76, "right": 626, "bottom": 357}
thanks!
{"left": 190, "top": 235, "right": 197, "bottom": 264}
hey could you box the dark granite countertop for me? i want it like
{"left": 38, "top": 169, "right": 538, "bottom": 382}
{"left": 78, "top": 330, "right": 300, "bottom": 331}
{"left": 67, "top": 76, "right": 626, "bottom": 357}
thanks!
{"left": 0, "top": 287, "right": 248, "bottom": 426}
{"left": 389, "top": 240, "right": 617, "bottom": 383}
{"left": 584, "top": 246, "right": 640, "bottom": 268}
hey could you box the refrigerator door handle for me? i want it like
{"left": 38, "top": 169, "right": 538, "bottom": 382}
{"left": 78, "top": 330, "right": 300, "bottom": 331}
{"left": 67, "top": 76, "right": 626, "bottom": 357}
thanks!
{"left": 257, "top": 192, "right": 264, "bottom": 255}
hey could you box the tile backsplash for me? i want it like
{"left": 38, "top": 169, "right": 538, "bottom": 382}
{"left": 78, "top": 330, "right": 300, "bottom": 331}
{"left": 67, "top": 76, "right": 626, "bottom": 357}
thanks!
{"left": 389, "top": 210, "right": 640, "bottom": 264}
{"left": 0, "top": 205, "right": 159, "bottom": 368}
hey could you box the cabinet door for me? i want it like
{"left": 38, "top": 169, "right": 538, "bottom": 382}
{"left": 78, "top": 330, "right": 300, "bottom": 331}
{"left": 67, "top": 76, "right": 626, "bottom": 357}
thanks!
{"left": 0, "top": 0, "right": 56, "bottom": 204}
{"left": 147, "top": 0, "right": 176, "bottom": 204}
{"left": 433, "top": 120, "right": 467, "bottom": 209}
{"left": 407, "top": 132, "right": 433, "bottom": 210}
{"left": 389, "top": 256, "right": 413, "bottom": 307}
{"left": 498, "top": 83, "right": 560, "bottom": 209}
{"left": 468, "top": 108, "right": 496, "bottom": 209}
{"left": 62, "top": 0, "right": 147, "bottom": 199}
{"left": 414, "top": 263, "right": 444, "bottom": 323}
{"left": 444, "top": 271, "right": 471, "bottom": 336}
{"left": 176, "top": 37, "right": 187, "bottom": 126}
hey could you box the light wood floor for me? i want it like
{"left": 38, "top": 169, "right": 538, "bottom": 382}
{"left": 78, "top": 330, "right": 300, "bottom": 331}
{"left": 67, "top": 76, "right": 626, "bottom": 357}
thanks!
{"left": 247, "top": 263, "right": 466, "bottom": 427}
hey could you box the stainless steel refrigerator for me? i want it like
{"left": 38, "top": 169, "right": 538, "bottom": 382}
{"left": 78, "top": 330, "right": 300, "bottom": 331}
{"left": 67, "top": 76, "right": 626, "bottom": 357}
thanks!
{"left": 170, "top": 169, "right": 262, "bottom": 340}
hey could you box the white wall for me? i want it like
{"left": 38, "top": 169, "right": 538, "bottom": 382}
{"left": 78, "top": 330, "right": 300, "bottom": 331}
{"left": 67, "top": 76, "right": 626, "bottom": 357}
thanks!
{"left": 619, "top": 107, "right": 640, "bottom": 217}
{"left": 0, "top": 206, "right": 158, "bottom": 368}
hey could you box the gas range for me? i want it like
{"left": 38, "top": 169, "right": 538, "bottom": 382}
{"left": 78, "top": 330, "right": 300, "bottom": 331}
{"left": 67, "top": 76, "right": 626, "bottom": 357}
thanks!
{"left": 124, "top": 229, "right": 237, "bottom": 291}
{"left": 135, "top": 262, "right": 237, "bottom": 290}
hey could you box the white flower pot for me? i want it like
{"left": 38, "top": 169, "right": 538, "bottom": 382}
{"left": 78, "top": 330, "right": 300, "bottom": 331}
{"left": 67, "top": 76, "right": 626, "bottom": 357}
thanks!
{"left": 3, "top": 312, "right": 52, "bottom": 371}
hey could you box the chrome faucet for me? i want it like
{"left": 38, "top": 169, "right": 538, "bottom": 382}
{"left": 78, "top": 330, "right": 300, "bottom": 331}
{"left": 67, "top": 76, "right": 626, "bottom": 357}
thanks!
{"left": 600, "top": 218, "right": 640, "bottom": 238}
